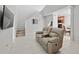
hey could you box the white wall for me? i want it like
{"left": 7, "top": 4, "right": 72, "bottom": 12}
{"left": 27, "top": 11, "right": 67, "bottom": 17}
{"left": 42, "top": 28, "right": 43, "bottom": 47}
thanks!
{"left": 0, "top": 5, "right": 15, "bottom": 45}
{"left": 53, "top": 14, "right": 58, "bottom": 28}
{"left": 53, "top": 7, "right": 71, "bottom": 28}
{"left": 7, "top": 5, "right": 45, "bottom": 30}
{"left": 25, "top": 12, "right": 44, "bottom": 39}
{"left": 6, "top": 5, "right": 45, "bottom": 40}
{"left": 6, "top": 5, "right": 16, "bottom": 40}
{"left": 43, "top": 14, "right": 53, "bottom": 26}
{"left": 73, "top": 6, "right": 79, "bottom": 40}
{"left": 42, "top": 6, "right": 71, "bottom": 28}
{"left": 0, "top": 28, "right": 13, "bottom": 51}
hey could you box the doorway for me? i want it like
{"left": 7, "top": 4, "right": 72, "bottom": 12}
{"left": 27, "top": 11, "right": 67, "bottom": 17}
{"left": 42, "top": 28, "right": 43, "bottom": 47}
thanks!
{"left": 53, "top": 6, "right": 71, "bottom": 40}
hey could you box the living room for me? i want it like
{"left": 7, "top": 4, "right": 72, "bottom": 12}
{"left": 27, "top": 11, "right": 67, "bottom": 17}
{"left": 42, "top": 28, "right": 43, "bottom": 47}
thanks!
{"left": 0, "top": 5, "right": 79, "bottom": 54}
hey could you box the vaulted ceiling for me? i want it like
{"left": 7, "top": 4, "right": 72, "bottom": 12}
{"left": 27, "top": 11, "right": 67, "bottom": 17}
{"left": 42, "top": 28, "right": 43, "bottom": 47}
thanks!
{"left": 41, "top": 5, "right": 67, "bottom": 16}
{"left": 7, "top": 5, "right": 45, "bottom": 18}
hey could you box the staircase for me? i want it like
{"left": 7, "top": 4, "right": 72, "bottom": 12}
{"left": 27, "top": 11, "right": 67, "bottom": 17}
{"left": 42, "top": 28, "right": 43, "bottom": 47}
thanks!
{"left": 16, "top": 30, "right": 25, "bottom": 37}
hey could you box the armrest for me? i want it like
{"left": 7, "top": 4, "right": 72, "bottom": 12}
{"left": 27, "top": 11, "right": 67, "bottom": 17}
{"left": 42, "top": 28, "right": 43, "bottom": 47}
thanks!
{"left": 36, "top": 31, "right": 43, "bottom": 38}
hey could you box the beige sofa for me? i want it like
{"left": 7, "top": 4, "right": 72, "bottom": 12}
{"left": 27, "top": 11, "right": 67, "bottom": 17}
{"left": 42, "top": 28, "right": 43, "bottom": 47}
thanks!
{"left": 36, "top": 27, "right": 64, "bottom": 54}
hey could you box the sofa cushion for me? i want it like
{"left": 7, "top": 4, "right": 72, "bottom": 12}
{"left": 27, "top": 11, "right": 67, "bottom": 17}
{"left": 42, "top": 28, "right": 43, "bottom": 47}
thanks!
{"left": 49, "top": 33, "right": 58, "bottom": 37}
{"left": 42, "top": 37, "right": 59, "bottom": 46}
{"left": 52, "top": 28, "right": 64, "bottom": 39}
{"left": 42, "top": 37, "right": 50, "bottom": 46}
{"left": 43, "top": 31, "right": 48, "bottom": 35}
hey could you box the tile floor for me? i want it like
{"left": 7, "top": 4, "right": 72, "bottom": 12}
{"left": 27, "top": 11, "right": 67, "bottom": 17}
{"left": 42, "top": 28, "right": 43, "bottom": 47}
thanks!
{"left": 0, "top": 32, "right": 79, "bottom": 54}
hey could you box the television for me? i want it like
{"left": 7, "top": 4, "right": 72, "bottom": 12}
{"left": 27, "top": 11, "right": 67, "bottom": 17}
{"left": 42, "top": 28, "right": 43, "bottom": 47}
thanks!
{"left": 0, "top": 6, "right": 3, "bottom": 29}
{"left": 0, "top": 5, "right": 14, "bottom": 29}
